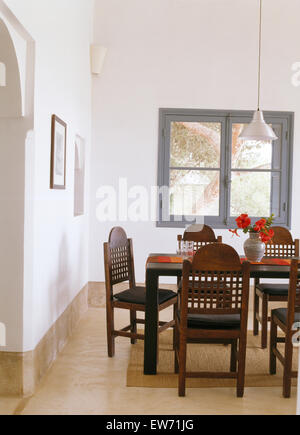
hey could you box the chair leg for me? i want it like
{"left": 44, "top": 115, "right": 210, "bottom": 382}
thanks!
{"left": 178, "top": 335, "right": 187, "bottom": 397}
{"left": 269, "top": 316, "right": 277, "bottom": 375}
{"left": 253, "top": 287, "right": 259, "bottom": 336}
{"left": 173, "top": 302, "right": 178, "bottom": 351}
{"left": 261, "top": 294, "right": 269, "bottom": 349}
{"left": 130, "top": 310, "right": 137, "bottom": 344}
{"left": 237, "top": 336, "right": 247, "bottom": 398}
{"left": 106, "top": 304, "right": 115, "bottom": 358}
{"left": 283, "top": 335, "right": 294, "bottom": 398}
{"left": 230, "top": 340, "right": 238, "bottom": 373}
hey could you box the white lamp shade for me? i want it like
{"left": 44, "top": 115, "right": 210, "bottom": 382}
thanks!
{"left": 90, "top": 45, "right": 107, "bottom": 75}
{"left": 239, "top": 110, "right": 278, "bottom": 142}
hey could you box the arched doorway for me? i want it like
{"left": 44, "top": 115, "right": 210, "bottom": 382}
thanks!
{"left": 0, "top": 1, "right": 35, "bottom": 396}
{"left": 0, "top": 17, "right": 22, "bottom": 116}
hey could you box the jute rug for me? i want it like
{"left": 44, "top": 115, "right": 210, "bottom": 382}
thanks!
{"left": 127, "top": 331, "right": 298, "bottom": 388}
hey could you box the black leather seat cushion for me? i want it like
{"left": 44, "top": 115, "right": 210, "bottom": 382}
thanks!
{"left": 178, "top": 313, "right": 241, "bottom": 330}
{"left": 256, "top": 283, "right": 289, "bottom": 296}
{"left": 114, "top": 286, "right": 177, "bottom": 305}
{"left": 273, "top": 308, "right": 300, "bottom": 325}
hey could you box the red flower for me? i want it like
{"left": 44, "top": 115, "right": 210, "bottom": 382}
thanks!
{"left": 260, "top": 229, "right": 274, "bottom": 243}
{"left": 236, "top": 214, "right": 251, "bottom": 229}
{"left": 260, "top": 227, "right": 275, "bottom": 243}
{"left": 254, "top": 218, "right": 267, "bottom": 232}
{"left": 229, "top": 229, "right": 240, "bottom": 237}
{"left": 260, "top": 232, "right": 270, "bottom": 243}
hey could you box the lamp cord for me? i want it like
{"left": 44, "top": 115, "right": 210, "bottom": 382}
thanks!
{"left": 257, "top": 0, "right": 262, "bottom": 111}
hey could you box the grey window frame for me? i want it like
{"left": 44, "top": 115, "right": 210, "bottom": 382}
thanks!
{"left": 157, "top": 108, "right": 294, "bottom": 229}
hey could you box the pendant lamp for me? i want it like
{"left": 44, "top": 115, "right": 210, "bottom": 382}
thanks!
{"left": 239, "top": 0, "right": 277, "bottom": 142}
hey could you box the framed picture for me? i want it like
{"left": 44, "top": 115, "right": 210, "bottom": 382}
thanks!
{"left": 50, "top": 115, "right": 67, "bottom": 189}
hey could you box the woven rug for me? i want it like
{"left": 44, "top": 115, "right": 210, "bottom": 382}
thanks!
{"left": 127, "top": 331, "right": 298, "bottom": 388}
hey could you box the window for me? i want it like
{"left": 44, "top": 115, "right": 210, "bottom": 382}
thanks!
{"left": 157, "top": 109, "right": 294, "bottom": 229}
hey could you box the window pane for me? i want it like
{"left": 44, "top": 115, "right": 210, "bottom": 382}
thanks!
{"left": 230, "top": 172, "right": 271, "bottom": 217}
{"left": 170, "top": 122, "right": 221, "bottom": 168}
{"left": 232, "top": 124, "right": 273, "bottom": 169}
{"left": 170, "top": 170, "right": 220, "bottom": 216}
{"left": 271, "top": 173, "right": 281, "bottom": 217}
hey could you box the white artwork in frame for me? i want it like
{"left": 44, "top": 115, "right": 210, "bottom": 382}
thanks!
{"left": 50, "top": 115, "right": 67, "bottom": 189}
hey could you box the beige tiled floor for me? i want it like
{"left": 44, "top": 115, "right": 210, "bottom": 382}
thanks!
{"left": 0, "top": 397, "right": 22, "bottom": 416}
{"left": 1, "top": 302, "right": 296, "bottom": 416}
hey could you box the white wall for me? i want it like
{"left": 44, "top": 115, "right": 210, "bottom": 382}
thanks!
{"left": 2, "top": 0, "right": 94, "bottom": 352}
{"left": 90, "top": 0, "right": 300, "bottom": 284}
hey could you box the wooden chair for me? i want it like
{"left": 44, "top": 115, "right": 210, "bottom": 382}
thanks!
{"left": 104, "top": 227, "right": 178, "bottom": 357}
{"left": 254, "top": 227, "right": 299, "bottom": 349}
{"left": 270, "top": 258, "right": 300, "bottom": 398}
{"left": 177, "top": 224, "right": 222, "bottom": 254}
{"left": 177, "top": 225, "right": 222, "bottom": 288}
{"left": 174, "top": 244, "right": 250, "bottom": 398}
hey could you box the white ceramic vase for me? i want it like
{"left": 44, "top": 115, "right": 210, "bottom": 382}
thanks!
{"left": 244, "top": 232, "right": 265, "bottom": 262}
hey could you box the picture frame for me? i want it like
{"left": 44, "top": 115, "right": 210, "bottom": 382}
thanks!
{"left": 50, "top": 115, "right": 67, "bottom": 190}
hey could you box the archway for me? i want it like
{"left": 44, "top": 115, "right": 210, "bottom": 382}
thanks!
{"left": 0, "top": 0, "right": 35, "bottom": 378}
{"left": 0, "top": 17, "right": 22, "bottom": 116}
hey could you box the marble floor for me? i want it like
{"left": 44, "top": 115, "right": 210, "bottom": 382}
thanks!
{"left": 0, "top": 286, "right": 298, "bottom": 416}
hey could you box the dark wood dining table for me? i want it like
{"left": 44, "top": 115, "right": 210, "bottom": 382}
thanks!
{"left": 144, "top": 253, "right": 296, "bottom": 375}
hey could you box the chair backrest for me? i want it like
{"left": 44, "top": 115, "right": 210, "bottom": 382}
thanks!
{"left": 265, "top": 227, "right": 299, "bottom": 258}
{"left": 180, "top": 244, "right": 250, "bottom": 329}
{"left": 104, "top": 227, "right": 136, "bottom": 295}
{"left": 286, "top": 259, "right": 300, "bottom": 331}
{"left": 178, "top": 225, "right": 222, "bottom": 253}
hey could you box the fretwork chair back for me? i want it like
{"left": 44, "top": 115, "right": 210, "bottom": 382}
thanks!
{"left": 104, "top": 227, "right": 178, "bottom": 357}
{"left": 175, "top": 244, "right": 250, "bottom": 398}
{"left": 177, "top": 225, "right": 223, "bottom": 288}
{"left": 177, "top": 224, "right": 222, "bottom": 254}
{"left": 270, "top": 259, "right": 300, "bottom": 397}
{"left": 254, "top": 227, "right": 299, "bottom": 348}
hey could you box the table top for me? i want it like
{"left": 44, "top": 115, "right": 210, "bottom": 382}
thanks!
{"left": 146, "top": 253, "right": 300, "bottom": 279}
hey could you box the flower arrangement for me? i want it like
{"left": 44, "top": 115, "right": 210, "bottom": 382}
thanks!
{"left": 229, "top": 214, "right": 275, "bottom": 243}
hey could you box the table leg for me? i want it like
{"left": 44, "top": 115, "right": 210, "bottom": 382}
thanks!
{"left": 144, "top": 269, "right": 159, "bottom": 375}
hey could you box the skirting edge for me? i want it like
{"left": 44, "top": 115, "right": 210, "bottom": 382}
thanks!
{"left": 0, "top": 284, "right": 89, "bottom": 397}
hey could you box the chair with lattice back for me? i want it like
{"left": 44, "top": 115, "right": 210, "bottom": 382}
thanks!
{"left": 254, "top": 227, "right": 299, "bottom": 349}
{"left": 104, "top": 227, "right": 178, "bottom": 357}
{"left": 174, "top": 243, "right": 251, "bottom": 398}
{"left": 177, "top": 225, "right": 222, "bottom": 288}
{"left": 177, "top": 225, "right": 222, "bottom": 254}
{"left": 270, "top": 259, "right": 300, "bottom": 398}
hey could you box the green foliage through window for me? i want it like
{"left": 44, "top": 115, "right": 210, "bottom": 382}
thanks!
{"left": 158, "top": 109, "right": 293, "bottom": 229}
